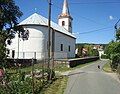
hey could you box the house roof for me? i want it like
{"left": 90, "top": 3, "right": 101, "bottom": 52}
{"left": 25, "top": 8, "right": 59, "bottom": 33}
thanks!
{"left": 19, "top": 13, "right": 76, "bottom": 38}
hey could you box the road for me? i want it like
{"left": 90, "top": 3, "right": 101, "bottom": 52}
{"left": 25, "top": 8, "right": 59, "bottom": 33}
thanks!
{"left": 64, "top": 60, "right": 120, "bottom": 94}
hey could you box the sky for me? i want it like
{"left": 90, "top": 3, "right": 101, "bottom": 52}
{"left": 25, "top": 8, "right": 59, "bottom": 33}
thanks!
{"left": 14, "top": 0, "right": 120, "bottom": 44}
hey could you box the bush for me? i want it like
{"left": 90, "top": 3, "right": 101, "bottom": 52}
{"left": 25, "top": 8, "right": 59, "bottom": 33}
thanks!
{"left": 111, "top": 53, "right": 120, "bottom": 71}
{"left": 44, "top": 69, "right": 55, "bottom": 80}
{"left": 101, "top": 54, "right": 108, "bottom": 59}
{"left": 0, "top": 70, "right": 44, "bottom": 94}
{"left": 105, "top": 42, "right": 120, "bottom": 59}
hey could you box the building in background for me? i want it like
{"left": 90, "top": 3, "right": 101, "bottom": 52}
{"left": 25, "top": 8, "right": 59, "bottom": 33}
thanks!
{"left": 6, "top": 0, "right": 76, "bottom": 60}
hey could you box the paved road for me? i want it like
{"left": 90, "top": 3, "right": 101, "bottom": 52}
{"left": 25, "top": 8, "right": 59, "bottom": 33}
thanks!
{"left": 64, "top": 60, "right": 120, "bottom": 94}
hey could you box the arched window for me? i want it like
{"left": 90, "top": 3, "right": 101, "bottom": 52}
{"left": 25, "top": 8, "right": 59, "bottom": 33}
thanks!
{"left": 62, "top": 21, "right": 65, "bottom": 26}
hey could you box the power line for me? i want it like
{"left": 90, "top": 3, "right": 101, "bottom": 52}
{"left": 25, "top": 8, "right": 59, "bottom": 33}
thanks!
{"left": 52, "top": 2, "right": 106, "bottom": 26}
{"left": 69, "top": 2, "right": 120, "bottom": 5}
{"left": 78, "top": 16, "right": 105, "bottom": 26}
{"left": 75, "top": 26, "right": 113, "bottom": 35}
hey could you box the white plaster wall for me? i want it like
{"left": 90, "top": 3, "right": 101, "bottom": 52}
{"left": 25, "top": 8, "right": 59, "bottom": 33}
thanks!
{"left": 7, "top": 25, "right": 75, "bottom": 59}
{"left": 54, "top": 31, "right": 75, "bottom": 59}
{"left": 58, "top": 18, "right": 72, "bottom": 33}
{"left": 7, "top": 25, "right": 47, "bottom": 59}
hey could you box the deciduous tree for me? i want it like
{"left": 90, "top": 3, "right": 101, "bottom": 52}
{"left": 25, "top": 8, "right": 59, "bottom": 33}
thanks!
{"left": 0, "top": 0, "right": 23, "bottom": 67}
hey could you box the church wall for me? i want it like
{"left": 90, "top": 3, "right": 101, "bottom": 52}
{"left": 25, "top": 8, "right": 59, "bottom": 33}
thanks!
{"left": 54, "top": 31, "right": 75, "bottom": 59}
{"left": 7, "top": 25, "right": 46, "bottom": 60}
{"left": 7, "top": 25, "right": 75, "bottom": 60}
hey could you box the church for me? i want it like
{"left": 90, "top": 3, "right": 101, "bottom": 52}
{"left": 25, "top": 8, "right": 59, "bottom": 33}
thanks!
{"left": 7, "top": 0, "right": 76, "bottom": 60}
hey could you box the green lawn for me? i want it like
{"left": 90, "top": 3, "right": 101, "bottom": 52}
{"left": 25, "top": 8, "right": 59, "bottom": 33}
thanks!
{"left": 103, "top": 62, "right": 113, "bottom": 73}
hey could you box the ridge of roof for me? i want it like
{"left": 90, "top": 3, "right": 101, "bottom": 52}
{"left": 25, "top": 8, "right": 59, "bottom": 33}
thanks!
{"left": 19, "top": 13, "right": 76, "bottom": 38}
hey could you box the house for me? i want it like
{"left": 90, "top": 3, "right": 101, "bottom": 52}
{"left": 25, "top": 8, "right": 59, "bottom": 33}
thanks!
{"left": 6, "top": 0, "right": 76, "bottom": 60}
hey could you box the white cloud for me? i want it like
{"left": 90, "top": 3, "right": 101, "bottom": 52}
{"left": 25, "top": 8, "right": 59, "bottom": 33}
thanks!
{"left": 109, "top": 15, "right": 114, "bottom": 20}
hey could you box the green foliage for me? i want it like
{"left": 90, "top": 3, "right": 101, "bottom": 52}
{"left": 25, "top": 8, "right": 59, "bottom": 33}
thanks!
{"left": 105, "top": 42, "right": 120, "bottom": 59}
{"left": 44, "top": 69, "right": 55, "bottom": 80}
{"left": 0, "top": 0, "right": 23, "bottom": 30}
{"left": 91, "top": 49, "right": 99, "bottom": 56}
{"left": 75, "top": 44, "right": 84, "bottom": 57}
{"left": 101, "top": 54, "right": 108, "bottom": 59}
{"left": 103, "top": 61, "right": 112, "bottom": 72}
{"left": 105, "top": 41, "right": 120, "bottom": 72}
{"left": 105, "top": 26, "right": 120, "bottom": 73}
{"left": 116, "top": 28, "right": 120, "bottom": 41}
{"left": 0, "top": 0, "right": 23, "bottom": 68}
{"left": 111, "top": 53, "right": 120, "bottom": 71}
{"left": 0, "top": 70, "right": 44, "bottom": 94}
{"left": 42, "top": 77, "right": 68, "bottom": 94}
{"left": 84, "top": 45, "right": 99, "bottom": 56}
{"left": 76, "top": 44, "right": 99, "bottom": 57}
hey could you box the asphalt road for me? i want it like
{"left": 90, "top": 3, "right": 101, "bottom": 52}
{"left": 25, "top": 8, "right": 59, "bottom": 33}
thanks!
{"left": 64, "top": 60, "right": 120, "bottom": 94}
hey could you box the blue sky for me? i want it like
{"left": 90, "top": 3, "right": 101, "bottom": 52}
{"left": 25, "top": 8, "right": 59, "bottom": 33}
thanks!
{"left": 14, "top": 0, "right": 120, "bottom": 44}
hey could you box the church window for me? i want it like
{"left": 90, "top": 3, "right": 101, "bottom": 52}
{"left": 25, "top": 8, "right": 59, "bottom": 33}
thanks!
{"left": 12, "top": 50, "right": 15, "bottom": 58}
{"left": 69, "top": 21, "right": 71, "bottom": 27}
{"left": 61, "top": 44, "right": 63, "bottom": 51}
{"left": 69, "top": 45, "right": 70, "bottom": 52}
{"left": 62, "top": 21, "right": 65, "bottom": 26}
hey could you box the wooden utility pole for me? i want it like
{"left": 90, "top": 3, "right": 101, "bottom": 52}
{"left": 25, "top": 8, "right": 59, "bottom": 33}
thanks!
{"left": 48, "top": 0, "right": 51, "bottom": 72}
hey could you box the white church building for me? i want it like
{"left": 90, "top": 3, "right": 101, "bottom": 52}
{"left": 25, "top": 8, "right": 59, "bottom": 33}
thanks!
{"left": 7, "top": 0, "right": 76, "bottom": 60}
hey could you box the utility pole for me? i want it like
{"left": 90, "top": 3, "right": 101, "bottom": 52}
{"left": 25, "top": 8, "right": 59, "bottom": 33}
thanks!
{"left": 48, "top": 0, "right": 51, "bottom": 77}
{"left": 17, "top": 31, "right": 21, "bottom": 58}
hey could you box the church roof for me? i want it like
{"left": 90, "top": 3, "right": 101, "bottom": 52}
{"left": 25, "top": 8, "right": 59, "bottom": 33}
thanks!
{"left": 19, "top": 13, "right": 75, "bottom": 38}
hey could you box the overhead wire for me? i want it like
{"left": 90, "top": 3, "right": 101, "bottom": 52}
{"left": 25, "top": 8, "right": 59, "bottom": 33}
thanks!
{"left": 47, "top": 1, "right": 115, "bottom": 35}
{"left": 75, "top": 26, "right": 113, "bottom": 35}
{"left": 69, "top": 1, "right": 120, "bottom": 5}
{"left": 52, "top": 2, "right": 107, "bottom": 26}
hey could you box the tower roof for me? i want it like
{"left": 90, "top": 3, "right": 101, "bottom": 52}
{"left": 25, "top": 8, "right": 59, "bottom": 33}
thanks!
{"left": 62, "top": 0, "right": 69, "bottom": 16}
{"left": 59, "top": 0, "right": 72, "bottom": 19}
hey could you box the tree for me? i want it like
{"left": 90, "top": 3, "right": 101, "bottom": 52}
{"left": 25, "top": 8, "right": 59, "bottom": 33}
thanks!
{"left": 84, "top": 45, "right": 99, "bottom": 56}
{"left": 105, "top": 42, "right": 120, "bottom": 59}
{"left": 0, "top": 0, "right": 23, "bottom": 67}
{"left": 116, "top": 28, "right": 120, "bottom": 41}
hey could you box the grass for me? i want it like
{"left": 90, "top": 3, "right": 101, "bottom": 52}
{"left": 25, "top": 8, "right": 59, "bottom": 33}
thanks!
{"left": 103, "top": 62, "right": 113, "bottom": 73}
{"left": 41, "top": 77, "right": 68, "bottom": 94}
{"left": 6, "top": 63, "right": 43, "bottom": 74}
{"left": 7, "top": 60, "right": 97, "bottom": 74}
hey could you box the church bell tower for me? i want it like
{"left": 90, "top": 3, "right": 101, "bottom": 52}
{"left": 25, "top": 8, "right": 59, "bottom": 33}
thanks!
{"left": 58, "top": 0, "right": 73, "bottom": 33}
